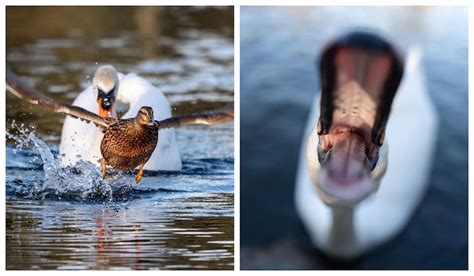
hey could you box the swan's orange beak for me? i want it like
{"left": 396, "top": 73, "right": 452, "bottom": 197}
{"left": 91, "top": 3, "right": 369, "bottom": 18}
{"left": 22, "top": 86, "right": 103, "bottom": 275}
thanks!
{"left": 97, "top": 97, "right": 115, "bottom": 118}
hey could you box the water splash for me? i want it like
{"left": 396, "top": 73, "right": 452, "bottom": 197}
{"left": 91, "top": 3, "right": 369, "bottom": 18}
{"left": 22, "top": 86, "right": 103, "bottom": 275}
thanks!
{"left": 6, "top": 122, "right": 134, "bottom": 202}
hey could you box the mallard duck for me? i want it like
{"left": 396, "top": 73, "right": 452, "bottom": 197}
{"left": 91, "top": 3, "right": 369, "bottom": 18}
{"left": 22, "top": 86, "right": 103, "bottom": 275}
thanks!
{"left": 100, "top": 106, "right": 158, "bottom": 183}
{"left": 6, "top": 67, "right": 234, "bottom": 183}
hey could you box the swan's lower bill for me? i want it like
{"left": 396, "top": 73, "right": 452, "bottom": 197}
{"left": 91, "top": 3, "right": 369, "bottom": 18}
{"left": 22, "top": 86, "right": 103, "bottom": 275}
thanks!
{"left": 316, "top": 131, "right": 377, "bottom": 207}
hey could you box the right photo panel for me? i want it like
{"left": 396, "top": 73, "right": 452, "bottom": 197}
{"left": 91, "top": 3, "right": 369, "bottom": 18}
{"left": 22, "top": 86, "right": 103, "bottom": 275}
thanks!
{"left": 240, "top": 6, "right": 468, "bottom": 269}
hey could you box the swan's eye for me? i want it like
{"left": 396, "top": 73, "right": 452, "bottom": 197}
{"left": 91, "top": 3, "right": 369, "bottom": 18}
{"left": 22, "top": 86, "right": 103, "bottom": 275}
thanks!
{"left": 317, "top": 145, "right": 329, "bottom": 164}
{"left": 97, "top": 88, "right": 106, "bottom": 98}
{"left": 367, "top": 152, "right": 379, "bottom": 171}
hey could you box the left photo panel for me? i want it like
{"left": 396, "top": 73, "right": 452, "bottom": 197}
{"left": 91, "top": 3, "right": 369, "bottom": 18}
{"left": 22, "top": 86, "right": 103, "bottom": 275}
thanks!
{"left": 6, "top": 6, "right": 234, "bottom": 270}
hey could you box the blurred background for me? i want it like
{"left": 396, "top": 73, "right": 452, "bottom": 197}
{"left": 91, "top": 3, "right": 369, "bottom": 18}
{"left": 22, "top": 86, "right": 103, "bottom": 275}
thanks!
{"left": 6, "top": 6, "right": 234, "bottom": 270}
{"left": 240, "top": 6, "right": 467, "bottom": 269}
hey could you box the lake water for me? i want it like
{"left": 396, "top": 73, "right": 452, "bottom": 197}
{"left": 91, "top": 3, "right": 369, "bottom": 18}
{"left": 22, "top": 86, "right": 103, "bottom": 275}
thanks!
{"left": 6, "top": 6, "right": 234, "bottom": 270}
{"left": 240, "top": 6, "right": 468, "bottom": 269}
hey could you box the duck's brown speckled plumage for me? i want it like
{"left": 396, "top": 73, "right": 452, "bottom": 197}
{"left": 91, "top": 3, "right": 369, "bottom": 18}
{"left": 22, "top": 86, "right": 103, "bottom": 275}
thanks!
{"left": 100, "top": 107, "right": 158, "bottom": 183}
{"left": 101, "top": 119, "right": 158, "bottom": 170}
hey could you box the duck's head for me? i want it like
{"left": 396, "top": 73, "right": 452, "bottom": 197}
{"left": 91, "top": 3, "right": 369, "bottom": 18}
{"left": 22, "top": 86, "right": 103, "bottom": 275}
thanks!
{"left": 135, "top": 106, "right": 155, "bottom": 126}
{"left": 307, "top": 31, "right": 404, "bottom": 208}
{"left": 92, "top": 65, "right": 119, "bottom": 118}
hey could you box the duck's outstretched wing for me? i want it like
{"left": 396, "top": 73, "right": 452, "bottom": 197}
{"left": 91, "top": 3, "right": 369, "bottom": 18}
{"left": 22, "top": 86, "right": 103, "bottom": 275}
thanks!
{"left": 158, "top": 104, "right": 234, "bottom": 129}
{"left": 6, "top": 67, "right": 110, "bottom": 128}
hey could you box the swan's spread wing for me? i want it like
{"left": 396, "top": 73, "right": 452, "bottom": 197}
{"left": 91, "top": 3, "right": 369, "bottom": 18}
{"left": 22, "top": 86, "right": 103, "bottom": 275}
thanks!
{"left": 6, "top": 67, "right": 109, "bottom": 128}
{"left": 158, "top": 104, "right": 234, "bottom": 129}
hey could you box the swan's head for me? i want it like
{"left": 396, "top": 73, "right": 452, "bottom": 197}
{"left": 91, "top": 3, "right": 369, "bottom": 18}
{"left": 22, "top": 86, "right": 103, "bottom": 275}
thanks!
{"left": 307, "top": 31, "right": 403, "bottom": 208}
{"left": 135, "top": 106, "right": 155, "bottom": 126}
{"left": 307, "top": 124, "right": 388, "bottom": 208}
{"left": 92, "top": 65, "right": 119, "bottom": 118}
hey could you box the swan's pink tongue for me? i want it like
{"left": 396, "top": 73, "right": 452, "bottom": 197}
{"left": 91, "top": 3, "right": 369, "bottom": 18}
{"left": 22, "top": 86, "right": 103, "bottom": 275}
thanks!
{"left": 318, "top": 132, "right": 374, "bottom": 206}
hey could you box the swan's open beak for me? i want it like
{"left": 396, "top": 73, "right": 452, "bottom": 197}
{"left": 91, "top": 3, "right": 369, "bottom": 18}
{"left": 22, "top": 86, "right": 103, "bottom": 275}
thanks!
{"left": 314, "top": 31, "right": 403, "bottom": 207}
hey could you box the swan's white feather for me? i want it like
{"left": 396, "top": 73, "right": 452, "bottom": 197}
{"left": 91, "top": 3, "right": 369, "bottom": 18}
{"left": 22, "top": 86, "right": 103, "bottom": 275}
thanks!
{"left": 118, "top": 73, "right": 182, "bottom": 171}
{"left": 59, "top": 85, "right": 110, "bottom": 166}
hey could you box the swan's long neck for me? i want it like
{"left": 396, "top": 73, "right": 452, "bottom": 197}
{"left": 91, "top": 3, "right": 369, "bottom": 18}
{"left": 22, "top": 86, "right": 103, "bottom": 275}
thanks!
{"left": 328, "top": 206, "right": 356, "bottom": 253}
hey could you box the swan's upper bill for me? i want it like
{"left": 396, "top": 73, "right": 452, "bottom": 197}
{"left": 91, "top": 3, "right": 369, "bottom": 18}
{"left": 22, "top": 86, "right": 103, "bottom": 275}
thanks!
{"left": 308, "top": 31, "right": 403, "bottom": 207}
{"left": 92, "top": 65, "right": 119, "bottom": 118}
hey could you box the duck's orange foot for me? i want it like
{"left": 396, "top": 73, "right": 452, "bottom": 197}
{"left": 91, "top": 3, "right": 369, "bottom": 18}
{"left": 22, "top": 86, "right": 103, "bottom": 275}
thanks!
{"left": 135, "top": 164, "right": 144, "bottom": 184}
{"left": 101, "top": 159, "right": 107, "bottom": 179}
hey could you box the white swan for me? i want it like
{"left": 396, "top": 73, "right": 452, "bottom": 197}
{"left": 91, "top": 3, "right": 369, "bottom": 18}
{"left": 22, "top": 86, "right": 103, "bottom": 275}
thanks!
{"left": 59, "top": 65, "right": 182, "bottom": 171}
{"left": 295, "top": 32, "right": 438, "bottom": 258}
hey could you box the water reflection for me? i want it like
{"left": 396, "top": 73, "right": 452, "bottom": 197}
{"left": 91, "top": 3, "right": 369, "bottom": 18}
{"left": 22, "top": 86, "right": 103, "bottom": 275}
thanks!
{"left": 7, "top": 198, "right": 234, "bottom": 270}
